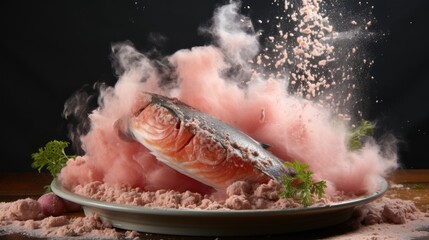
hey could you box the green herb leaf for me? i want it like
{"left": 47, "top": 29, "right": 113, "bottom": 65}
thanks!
{"left": 31, "top": 140, "right": 76, "bottom": 177}
{"left": 348, "top": 120, "right": 375, "bottom": 151}
{"left": 411, "top": 183, "right": 424, "bottom": 190}
{"left": 280, "top": 160, "right": 327, "bottom": 207}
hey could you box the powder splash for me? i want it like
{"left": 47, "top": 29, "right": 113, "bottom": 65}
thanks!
{"left": 59, "top": 0, "right": 398, "bottom": 196}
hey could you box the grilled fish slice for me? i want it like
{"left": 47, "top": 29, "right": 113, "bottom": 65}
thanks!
{"left": 121, "top": 92, "right": 295, "bottom": 190}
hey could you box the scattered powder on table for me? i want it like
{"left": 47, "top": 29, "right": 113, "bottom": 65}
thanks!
{"left": 327, "top": 197, "right": 429, "bottom": 239}
{"left": 0, "top": 198, "right": 139, "bottom": 239}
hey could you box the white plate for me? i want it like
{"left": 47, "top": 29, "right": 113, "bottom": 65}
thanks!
{"left": 51, "top": 178, "right": 388, "bottom": 236}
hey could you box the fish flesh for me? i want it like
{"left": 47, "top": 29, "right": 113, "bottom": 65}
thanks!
{"left": 119, "top": 92, "right": 295, "bottom": 190}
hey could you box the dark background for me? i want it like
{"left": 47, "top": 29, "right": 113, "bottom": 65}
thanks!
{"left": 1, "top": 0, "right": 428, "bottom": 172}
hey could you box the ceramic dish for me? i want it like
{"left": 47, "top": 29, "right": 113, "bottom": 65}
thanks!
{"left": 51, "top": 178, "right": 388, "bottom": 236}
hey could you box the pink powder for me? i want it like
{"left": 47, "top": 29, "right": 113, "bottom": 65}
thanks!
{"left": 1, "top": 0, "right": 418, "bottom": 239}
{"left": 352, "top": 197, "right": 423, "bottom": 225}
{"left": 58, "top": 1, "right": 397, "bottom": 201}
{"left": 72, "top": 180, "right": 347, "bottom": 210}
{"left": 0, "top": 199, "right": 139, "bottom": 239}
{"left": 1, "top": 196, "right": 428, "bottom": 238}
{"left": 330, "top": 197, "right": 429, "bottom": 239}
{"left": 0, "top": 198, "right": 42, "bottom": 223}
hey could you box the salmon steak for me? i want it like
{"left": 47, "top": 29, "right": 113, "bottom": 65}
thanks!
{"left": 120, "top": 92, "right": 295, "bottom": 191}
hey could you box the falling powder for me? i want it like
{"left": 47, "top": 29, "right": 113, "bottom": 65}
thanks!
{"left": 59, "top": 0, "right": 397, "bottom": 196}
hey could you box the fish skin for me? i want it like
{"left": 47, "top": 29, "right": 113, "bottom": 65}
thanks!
{"left": 124, "top": 92, "right": 296, "bottom": 190}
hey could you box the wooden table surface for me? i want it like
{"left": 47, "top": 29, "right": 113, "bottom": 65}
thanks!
{"left": 1, "top": 170, "right": 428, "bottom": 239}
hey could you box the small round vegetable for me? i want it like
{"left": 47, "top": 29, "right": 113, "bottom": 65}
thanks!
{"left": 63, "top": 199, "right": 82, "bottom": 212}
{"left": 37, "top": 192, "right": 66, "bottom": 217}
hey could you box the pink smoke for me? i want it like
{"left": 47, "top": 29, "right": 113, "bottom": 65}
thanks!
{"left": 59, "top": 1, "right": 398, "bottom": 195}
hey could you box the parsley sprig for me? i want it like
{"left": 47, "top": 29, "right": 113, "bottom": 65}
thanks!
{"left": 31, "top": 140, "right": 76, "bottom": 177}
{"left": 280, "top": 160, "right": 327, "bottom": 207}
{"left": 348, "top": 120, "right": 375, "bottom": 151}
